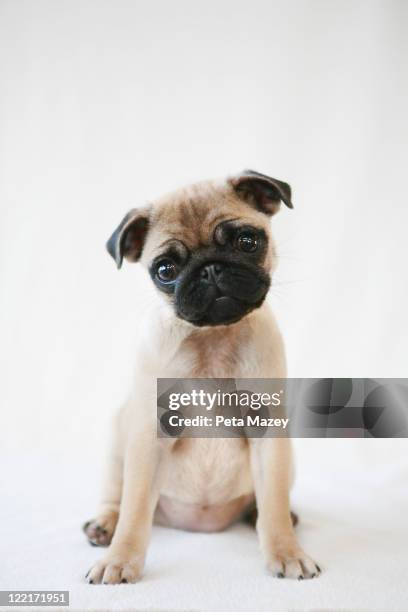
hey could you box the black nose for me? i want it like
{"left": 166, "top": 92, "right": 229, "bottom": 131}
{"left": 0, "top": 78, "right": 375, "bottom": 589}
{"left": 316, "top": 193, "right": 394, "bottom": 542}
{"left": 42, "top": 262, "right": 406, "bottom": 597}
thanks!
{"left": 200, "top": 263, "right": 223, "bottom": 283}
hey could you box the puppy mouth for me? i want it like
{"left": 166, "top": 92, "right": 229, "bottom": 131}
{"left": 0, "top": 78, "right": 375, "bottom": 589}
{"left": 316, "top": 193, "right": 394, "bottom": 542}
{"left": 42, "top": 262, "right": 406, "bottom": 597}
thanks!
{"left": 174, "top": 260, "right": 270, "bottom": 327}
{"left": 177, "top": 292, "right": 267, "bottom": 327}
{"left": 212, "top": 296, "right": 254, "bottom": 325}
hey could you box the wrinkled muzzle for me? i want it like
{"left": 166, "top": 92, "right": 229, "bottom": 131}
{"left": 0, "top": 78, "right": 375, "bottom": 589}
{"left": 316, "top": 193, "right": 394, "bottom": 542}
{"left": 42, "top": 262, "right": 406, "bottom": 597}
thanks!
{"left": 175, "top": 261, "right": 270, "bottom": 326}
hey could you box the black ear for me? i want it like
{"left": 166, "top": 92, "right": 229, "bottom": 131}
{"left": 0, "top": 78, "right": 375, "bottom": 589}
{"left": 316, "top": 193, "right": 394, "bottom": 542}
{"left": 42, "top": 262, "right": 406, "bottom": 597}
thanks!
{"left": 229, "top": 169, "right": 293, "bottom": 215}
{"left": 106, "top": 207, "right": 151, "bottom": 269}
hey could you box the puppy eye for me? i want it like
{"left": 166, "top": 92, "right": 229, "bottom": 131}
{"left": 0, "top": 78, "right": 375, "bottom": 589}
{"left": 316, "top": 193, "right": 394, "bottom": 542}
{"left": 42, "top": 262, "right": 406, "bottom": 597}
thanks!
{"left": 156, "top": 259, "right": 178, "bottom": 282}
{"left": 236, "top": 232, "right": 258, "bottom": 253}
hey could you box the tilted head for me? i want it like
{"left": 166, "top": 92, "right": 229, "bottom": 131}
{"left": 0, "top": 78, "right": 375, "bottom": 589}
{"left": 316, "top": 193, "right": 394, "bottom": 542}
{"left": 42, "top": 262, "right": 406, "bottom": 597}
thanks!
{"left": 107, "top": 170, "right": 293, "bottom": 327}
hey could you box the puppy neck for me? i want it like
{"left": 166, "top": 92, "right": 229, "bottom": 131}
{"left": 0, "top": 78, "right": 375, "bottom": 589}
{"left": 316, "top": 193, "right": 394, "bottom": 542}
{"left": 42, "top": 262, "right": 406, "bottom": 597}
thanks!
{"left": 141, "top": 299, "right": 271, "bottom": 377}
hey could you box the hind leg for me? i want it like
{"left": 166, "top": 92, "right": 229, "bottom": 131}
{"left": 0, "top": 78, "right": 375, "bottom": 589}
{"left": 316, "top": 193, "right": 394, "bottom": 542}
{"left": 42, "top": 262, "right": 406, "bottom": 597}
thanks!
{"left": 83, "top": 508, "right": 119, "bottom": 547}
{"left": 83, "top": 419, "right": 124, "bottom": 547}
{"left": 243, "top": 505, "right": 298, "bottom": 528}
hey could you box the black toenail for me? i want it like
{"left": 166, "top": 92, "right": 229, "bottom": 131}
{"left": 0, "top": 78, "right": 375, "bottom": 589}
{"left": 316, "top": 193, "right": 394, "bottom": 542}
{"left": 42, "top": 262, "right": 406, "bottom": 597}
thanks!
{"left": 298, "top": 575, "right": 304, "bottom": 580}
{"left": 316, "top": 564, "right": 321, "bottom": 572}
{"left": 277, "top": 572, "right": 284, "bottom": 578}
{"left": 121, "top": 578, "right": 128, "bottom": 584}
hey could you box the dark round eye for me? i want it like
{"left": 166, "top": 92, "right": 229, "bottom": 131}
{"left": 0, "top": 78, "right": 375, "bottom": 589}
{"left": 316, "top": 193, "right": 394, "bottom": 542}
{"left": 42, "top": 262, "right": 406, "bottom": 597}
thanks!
{"left": 236, "top": 232, "right": 258, "bottom": 253}
{"left": 156, "top": 259, "right": 178, "bottom": 282}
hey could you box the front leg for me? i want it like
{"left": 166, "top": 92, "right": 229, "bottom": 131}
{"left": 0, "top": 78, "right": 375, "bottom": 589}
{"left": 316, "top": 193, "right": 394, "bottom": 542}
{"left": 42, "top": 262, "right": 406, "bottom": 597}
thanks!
{"left": 250, "top": 437, "right": 321, "bottom": 580}
{"left": 86, "top": 427, "right": 169, "bottom": 585}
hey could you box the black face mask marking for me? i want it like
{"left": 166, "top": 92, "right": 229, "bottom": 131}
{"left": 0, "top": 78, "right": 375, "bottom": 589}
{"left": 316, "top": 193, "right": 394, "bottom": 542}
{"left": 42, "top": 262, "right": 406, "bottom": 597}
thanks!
{"left": 149, "top": 222, "right": 271, "bottom": 326}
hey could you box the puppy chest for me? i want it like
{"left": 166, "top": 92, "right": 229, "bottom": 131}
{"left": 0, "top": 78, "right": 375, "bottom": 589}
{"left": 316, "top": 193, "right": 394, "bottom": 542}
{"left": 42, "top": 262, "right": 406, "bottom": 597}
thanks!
{"left": 161, "top": 438, "right": 253, "bottom": 504}
{"left": 180, "top": 324, "right": 252, "bottom": 377}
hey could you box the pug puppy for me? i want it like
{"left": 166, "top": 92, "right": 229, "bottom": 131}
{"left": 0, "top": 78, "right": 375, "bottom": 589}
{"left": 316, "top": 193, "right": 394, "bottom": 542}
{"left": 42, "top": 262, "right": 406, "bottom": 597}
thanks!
{"left": 83, "top": 170, "right": 320, "bottom": 584}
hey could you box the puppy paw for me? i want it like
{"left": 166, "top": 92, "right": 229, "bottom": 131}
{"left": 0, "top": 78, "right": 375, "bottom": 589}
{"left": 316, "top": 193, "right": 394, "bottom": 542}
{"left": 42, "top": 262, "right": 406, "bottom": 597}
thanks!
{"left": 85, "top": 553, "right": 144, "bottom": 585}
{"left": 83, "top": 511, "right": 118, "bottom": 547}
{"left": 266, "top": 545, "right": 321, "bottom": 580}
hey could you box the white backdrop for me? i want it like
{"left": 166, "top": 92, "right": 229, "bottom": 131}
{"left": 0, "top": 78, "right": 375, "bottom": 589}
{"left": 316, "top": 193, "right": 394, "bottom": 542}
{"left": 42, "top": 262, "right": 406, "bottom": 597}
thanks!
{"left": 1, "top": 0, "right": 407, "bottom": 469}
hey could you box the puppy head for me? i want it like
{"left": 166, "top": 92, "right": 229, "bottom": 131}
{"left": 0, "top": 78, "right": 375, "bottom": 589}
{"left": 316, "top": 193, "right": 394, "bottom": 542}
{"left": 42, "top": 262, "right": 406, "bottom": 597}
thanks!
{"left": 107, "top": 170, "right": 292, "bottom": 327}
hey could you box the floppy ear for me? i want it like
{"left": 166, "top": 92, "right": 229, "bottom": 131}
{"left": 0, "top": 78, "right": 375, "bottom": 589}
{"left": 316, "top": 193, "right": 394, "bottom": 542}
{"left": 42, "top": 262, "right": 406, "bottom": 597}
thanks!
{"left": 229, "top": 169, "right": 293, "bottom": 215}
{"left": 106, "top": 206, "right": 151, "bottom": 269}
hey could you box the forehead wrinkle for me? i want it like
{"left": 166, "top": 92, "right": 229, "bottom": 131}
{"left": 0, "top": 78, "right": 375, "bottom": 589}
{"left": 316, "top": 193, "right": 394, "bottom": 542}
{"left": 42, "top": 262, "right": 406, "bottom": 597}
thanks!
{"left": 157, "top": 237, "right": 189, "bottom": 255}
{"left": 151, "top": 181, "right": 272, "bottom": 251}
{"left": 165, "top": 198, "right": 210, "bottom": 247}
